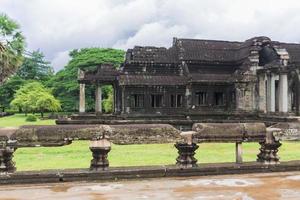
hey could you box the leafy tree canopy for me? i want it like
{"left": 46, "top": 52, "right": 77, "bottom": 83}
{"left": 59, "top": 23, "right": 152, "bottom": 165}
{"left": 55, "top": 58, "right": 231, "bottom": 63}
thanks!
{"left": 0, "top": 49, "right": 54, "bottom": 111}
{"left": 11, "top": 81, "right": 61, "bottom": 117}
{"left": 0, "top": 75, "right": 25, "bottom": 111}
{"left": 17, "top": 50, "right": 54, "bottom": 82}
{"left": 47, "top": 48, "right": 125, "bottom": 112}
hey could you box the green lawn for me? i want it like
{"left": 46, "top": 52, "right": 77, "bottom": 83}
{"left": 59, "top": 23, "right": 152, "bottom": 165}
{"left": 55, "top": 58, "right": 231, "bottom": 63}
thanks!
{"left": 14, "top": 141, "right": 300, "bottom": 171}
{"left": 0, "top": 113, "right": 55, "bottom": 127}
{"left": 1, "top": 114, "right": 300, "bottom": 171}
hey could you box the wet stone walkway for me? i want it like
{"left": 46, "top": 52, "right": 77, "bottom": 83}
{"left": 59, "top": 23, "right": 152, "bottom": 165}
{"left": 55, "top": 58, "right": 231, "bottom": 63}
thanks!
{"left": 1, "top": 171, "right": 300, "bottom": 200}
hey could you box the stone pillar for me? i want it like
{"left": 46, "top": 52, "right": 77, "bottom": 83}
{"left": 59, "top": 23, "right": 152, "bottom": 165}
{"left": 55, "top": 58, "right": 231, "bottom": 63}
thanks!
{"left": 235, "top": 142, "right": 243, "bottom": 164}
{"left": 121, "top": 86, "right": 125, "bottom": 114}
{"left": 267, "top": 74, "right": 275, "bottom": 112}
{"left": 95, "top": 85, "right": 102, "bottom": 113}
{"left": 185, "top": 84, "right": 192, "bottom": 109}
{"left": 258, "top": 74, "right": 267, "bottom": 113}
{"left": 279, "top": 73, "right": 288, "bottom": 113}
{"left": 79, "top": 83, "right": 85, "bottom": 113}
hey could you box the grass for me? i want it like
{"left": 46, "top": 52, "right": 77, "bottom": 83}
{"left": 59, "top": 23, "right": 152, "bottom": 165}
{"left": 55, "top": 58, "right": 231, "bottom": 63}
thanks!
{"left": 2, "top": 114, "right": 300, "bottom": 171}
{"left": 0, "top": 113, "right": 55, "bottom": 127}
{"left": 14, "top": 141, "right": 300, "bottom": 171}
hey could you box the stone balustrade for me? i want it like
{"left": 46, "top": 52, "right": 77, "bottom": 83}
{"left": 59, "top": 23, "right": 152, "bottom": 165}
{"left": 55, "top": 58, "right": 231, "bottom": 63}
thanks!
{"left": 175, "top": 123, "right": 282, "bottom": 167}
{"left": 0, "top": 122, "right": 291, "bottom": 174}
{"left": 0, "top": 124, "right": 181, "bottom": 172}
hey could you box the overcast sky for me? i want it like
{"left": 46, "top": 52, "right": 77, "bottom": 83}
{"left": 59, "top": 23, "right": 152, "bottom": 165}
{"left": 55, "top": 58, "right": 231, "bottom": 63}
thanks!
{"left": 1, "top": 0, "right": 300, "bottom": 71}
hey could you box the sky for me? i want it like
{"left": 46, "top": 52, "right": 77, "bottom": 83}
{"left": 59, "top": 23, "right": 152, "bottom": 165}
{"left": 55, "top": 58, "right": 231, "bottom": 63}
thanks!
{"left": 1, "top": 0, "right": 300, "bottom": 72}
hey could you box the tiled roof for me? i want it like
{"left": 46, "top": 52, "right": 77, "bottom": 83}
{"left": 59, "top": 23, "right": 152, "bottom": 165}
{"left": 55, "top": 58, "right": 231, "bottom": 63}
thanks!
{"left": 278, "top": 43, "right": 300, "bottom": 64}
{"left": 119, "top": 75, "right": 188, "bottom": 86}
{"left": 178, "top": 39, "right": 242, "bottom": 63}
{"left": 125, "top": 46, "right": 178, "bottom": 64}
{"left": 190, "top": 73, "right": 236, "bottom": 83}
{"left": 124, "top": 36, "right": 300, "bottom": 66}
{"left": 79, "top": 64, "right": 120, "bottom": 82}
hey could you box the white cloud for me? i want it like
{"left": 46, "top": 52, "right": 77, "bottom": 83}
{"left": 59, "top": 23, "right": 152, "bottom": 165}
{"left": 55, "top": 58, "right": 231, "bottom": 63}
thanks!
{"left": 51, "top": 51, "right": 70, "bottom": 72}
{"left": 113, "top": 21, "right": 188, "bottom": 49}
{"left": 1, "top": 0, "right": 300, "bottom": 71}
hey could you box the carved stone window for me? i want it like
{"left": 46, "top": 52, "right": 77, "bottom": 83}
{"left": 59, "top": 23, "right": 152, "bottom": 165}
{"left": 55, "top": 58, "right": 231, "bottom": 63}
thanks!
{"left": 151, "top": 94, "right": 163, "bottom": 108}
{"left": 171, "top": 94, "right": 183, "bottom": 107}
{"left": 215, "top": 92, "right": 225, "bottom": 106}
{"left": 195, "top": 92, "right": 208, "bottom": 105}
{"left": 131, "top": 94, "right": 144, "bottom": 108}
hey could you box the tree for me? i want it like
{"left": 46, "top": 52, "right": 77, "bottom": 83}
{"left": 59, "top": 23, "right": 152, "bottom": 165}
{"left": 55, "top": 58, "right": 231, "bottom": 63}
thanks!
{"left": 47, "top": 48, "right": 125, "bottom": 112}
{"left": 0, "top": 76, "right": 25, "bottom": 111}
{"left": 0, "top": 49, "right": 54, "bottom": 111}
{"left": 0, "top": 13, "right": 25, "bottom": 85}
{"left": 17, "top": 50, "right": 53, "bottom": 82}
{"left": 10, "top": 82, "right": 61, "bottom": 117}
{"left": 35, "top": 92, "right": 61, "bottom": 118}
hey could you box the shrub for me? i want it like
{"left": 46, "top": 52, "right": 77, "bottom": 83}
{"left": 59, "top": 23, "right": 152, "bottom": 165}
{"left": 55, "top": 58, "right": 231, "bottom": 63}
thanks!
{"left": 26, "top": 114, "right": 37, "bottom": 122}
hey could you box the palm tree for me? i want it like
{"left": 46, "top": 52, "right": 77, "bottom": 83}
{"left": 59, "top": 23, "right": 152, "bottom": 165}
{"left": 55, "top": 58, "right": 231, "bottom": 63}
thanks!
{"left": 0, "top": 14, "right": 25, "bottom": 85}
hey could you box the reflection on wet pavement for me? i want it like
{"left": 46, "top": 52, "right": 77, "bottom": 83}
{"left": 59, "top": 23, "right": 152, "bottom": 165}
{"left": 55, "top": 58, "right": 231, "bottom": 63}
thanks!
{"left": 1, "top": 172, "right": 300, "bottom": 200}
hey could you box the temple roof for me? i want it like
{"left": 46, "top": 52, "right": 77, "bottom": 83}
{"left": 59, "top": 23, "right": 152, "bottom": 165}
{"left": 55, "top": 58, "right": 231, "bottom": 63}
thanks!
{"left": 124, "top": 36, "right": 300, "bottom": 66}
{"left": 190, "top": 73, "right": 236, "bottom": 83}
{"left": 80, "top": 37, "right": 300, "bottom": 85}
{"left": 278, "top": 43, "right": 300, "bottom": 64}
{"left": 177, "top": 39, "right": 243, "bottom": 63}
{"left": 125, "top": 46, "right": 178, "bottom": 64}
{"left": 119, "top": 75, "right": 188, "bottom": 86}
{"left": 78, "top": 64, "right": 119, "bottom": 83}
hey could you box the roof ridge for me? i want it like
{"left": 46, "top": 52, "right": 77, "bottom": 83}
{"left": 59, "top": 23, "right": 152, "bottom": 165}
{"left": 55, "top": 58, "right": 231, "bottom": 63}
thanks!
{"left": 177, "top": 38, "right": 243, "bottom": 44}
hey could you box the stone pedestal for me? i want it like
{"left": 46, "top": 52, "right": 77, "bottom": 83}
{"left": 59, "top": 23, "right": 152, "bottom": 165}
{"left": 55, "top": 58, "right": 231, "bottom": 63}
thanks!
{"left": 89, "top": 137, "right": 111, "bottom": 171}
{"left": 175, "top": 142, "right": 199, "bottom": 168}
{"left": 90, "top": 147, "right": 111, "bottom": 171}
{"left": 0, "top": 146, "right": 17, "bottom": 173}
{"left": 257, "top": 141, "right": 281, "bottom": 164}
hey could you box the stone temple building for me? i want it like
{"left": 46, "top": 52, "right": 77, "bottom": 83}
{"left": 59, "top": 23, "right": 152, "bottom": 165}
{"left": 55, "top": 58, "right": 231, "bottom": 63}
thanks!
{"left": 74, "top": 36, "right": 300, "bottom": 122}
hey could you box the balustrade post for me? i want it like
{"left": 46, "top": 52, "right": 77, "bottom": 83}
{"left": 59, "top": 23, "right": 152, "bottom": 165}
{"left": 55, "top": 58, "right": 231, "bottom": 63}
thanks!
{"left": 0, "top": 140, "right": 17, "bottom": 173}
{"left": 175, "top": 131, "right": 198, "bottom": 168}
{"left": 89, "top": 132, "right": 111, "bottom": 171}
{"left": 257, "top": 128, "right": 281, "bottom": 164}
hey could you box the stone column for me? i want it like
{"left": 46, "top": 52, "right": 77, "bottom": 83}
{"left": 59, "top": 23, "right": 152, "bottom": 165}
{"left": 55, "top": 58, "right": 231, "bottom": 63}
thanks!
{"left": 235, "top": 142, "right": 243, "bottom": 164}
{"left": 121, "top": 86, "right": 125, "bottom": 114}
{"left": 79, "top": 83, "right": 86, "bottom": 113}
{"left": 279, "top": 73, "right": 288, "bottom": 113}
{"left": 267, "top": 74, "right": 276, "bottom": 112}
{"left": 258, "top": 74, "right": 267, "bottom": 113}
{"left": 95, "top": 85, "right": 102, "bottom": 113}
{"left": 185, "top": 84, "right": 192, "bottom": 109}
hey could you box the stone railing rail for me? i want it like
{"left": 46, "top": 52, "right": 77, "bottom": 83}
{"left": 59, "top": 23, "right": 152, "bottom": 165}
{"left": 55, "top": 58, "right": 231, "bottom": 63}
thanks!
{"left": 0, "top": 124, "right": 181, "bottom": 172}
{"left": 0, "top": 122, "right": 289, "bottom": 174}
{"left": 176, "top": 123, "right": 281, "bottom": 167}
